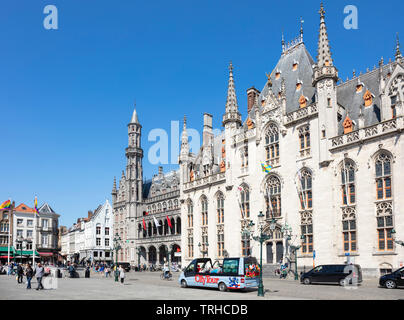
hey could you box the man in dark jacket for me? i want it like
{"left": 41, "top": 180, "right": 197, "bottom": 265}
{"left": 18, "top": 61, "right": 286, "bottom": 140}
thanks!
{"left": 25, "top": 264, "right": 34, "bottom": 289}
{"left": 34, "top": 263, "right": 44, "bottom": 290}
{"left": 17, "top": 264, "right": 24, "bottom": 284}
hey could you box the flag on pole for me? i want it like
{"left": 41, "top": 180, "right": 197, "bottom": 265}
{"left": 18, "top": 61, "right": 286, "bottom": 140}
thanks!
{"left": 265, "top": 186, "right": 274, "bottom": 216}
{"left": 34, "top": 196, "right": 39, "bottom": 214}
{"left": 261, "top": 163, "right": 272, "bottom": 173}
{"left": 153, "top": 216, "right": 160, "bottom": 228}
{"left": 297, "top": 170, "right": 306, "bottom": 210}
{"left": 145, "top": 211, "right": 149, "bottom": 216}
{"left": 167, "top": 216, "right": 173, "bottom": 229}
{"left": 142, "top": 218, "right": 147, "bottom": 230}
{"left": 0, "top": 200, "right": 11, "bottom": 210}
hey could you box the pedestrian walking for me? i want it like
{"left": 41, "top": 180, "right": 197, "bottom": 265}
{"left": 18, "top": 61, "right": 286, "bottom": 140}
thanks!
{"left": 85, "top": 265, "right": 90, "bottom": 278}
{"left": 34, "top": 262, "right": 44, "bottom": 290}
{"left": 17, "top": 264, "right": 24, "bottom": 284}
{"left": 105, "top": 266, "right": 110, "bottom": 278}
{"left": 25, "top": 264, "right": 34, "bottom": 289}
{"left": 119, "top": 265, "right": 125, "bottom": 284}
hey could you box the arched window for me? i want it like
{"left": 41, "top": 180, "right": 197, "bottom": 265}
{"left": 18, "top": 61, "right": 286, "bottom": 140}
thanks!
{"left": 265, "top": 176, "right": 281, "bottom": 218}
{"left": 298, "top": 125, "right": 310, "bottom": 156}
{"left": 375, "top": 153, "right": 392, "bottom": 200}
{"left": 265, "top": 124, "right": 280, "bottom": 164}
{"left": 201, "top": 197, "right": 208, "bottom": 226}
{"left": 187, "top": 201, "right": 193, "bottom": 228}
{"left": 152, "top": 204, "right": 156, "bottom": 214}
{"left": 176, "top": 217, "right": 181, "bottom": 234}
{"left": 298, "top": 170, "right": 312, "bottom": 210}
{"left": 157, "top": 203, "right": 162, "bottom": 212}
{"left": 168, "top": 201, "right": 173, "bottom": 210}
{"left": 162, "top": 202, "right": 167, "bottom": 211}
{"left": 341, "top": 160, "right": 356, "bottom": 205}
{"left": 148, "top": 222, "right": 152, "bottom": 238}
{"left": 240, "top": 186, "right": 250, "bottom": 218}
{"left": 375, "top": 152, "right": 394, "bottom": 252}
{"left": 217, "top": 193, "right": 224, "bottom": 224}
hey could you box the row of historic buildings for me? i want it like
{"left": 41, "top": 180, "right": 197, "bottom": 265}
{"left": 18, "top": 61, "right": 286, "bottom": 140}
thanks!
{"left": 112, "top": 3, "right": 404, "bottom": 277}
{"left": 0, "top": 201, "right": 60, "bottom": 263}
{"left": 60, "top": 200, "right": 113, "bottom": 264}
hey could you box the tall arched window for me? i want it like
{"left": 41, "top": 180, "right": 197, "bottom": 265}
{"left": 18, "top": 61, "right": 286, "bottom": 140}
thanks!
{"left": 240, "top": 186, "right": 250, "bottom": 218}
{"left": 265, "top": 176, "right": 281, "bottom": 218}
{"left": 341, "top": 160, "right": 356, "bottom": 205}
{"left": 217, "top": 193, "right": 224, "bottom": 224}
{"left": 187, "top": 201, "right": 193, "bottom": 228}
{"left": 298, "top": 125, "right": 311, "bottom": 157}
{"left": 375, "top": 153, "right": 392, "bottom": 200}
{"left": 265, "top": 124, "right": 280, "bottom": 165}
{"left": 375, "top": 152, "right": 394, "bottom": 251}
{"left": 341, "top": 159, "right": 357, "bottom": 253}
{"left": 299, "top": 170, "right": 312, "bottom": 209}
{"left": 201, "top": 197, "right": 208, "bottom": 226}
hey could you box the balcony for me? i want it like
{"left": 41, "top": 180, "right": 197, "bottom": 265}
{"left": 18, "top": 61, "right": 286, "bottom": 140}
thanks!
{"left": 330, "top": 118, "right": 402, "bottom": 151}
{"left": 233, "top": 128, "right": 256, "bottom": 145}
{"left": 183, "top": 172, "right": 226, "bottom": 192}
{"left": 285, "top": 104, "right": 318, "bottom": 126}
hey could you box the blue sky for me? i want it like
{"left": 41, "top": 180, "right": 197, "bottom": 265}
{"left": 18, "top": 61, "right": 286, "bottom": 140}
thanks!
{"left": 0, "top": 0, "right": 402, "bottom": 227}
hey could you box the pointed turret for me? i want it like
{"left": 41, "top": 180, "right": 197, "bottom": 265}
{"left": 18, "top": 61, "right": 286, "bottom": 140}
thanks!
{"left": 313, "top": 2, "right": 338, "bottom": 85}
{"left": 111, "top": 176, "right": 117, "bottom": 204}
{"left": 222, "top": 62, "right": 242, "bottom": 128}
{"left": 180, "top": 115, "right": 189, "bottom": 158}
{"left": 131, "top": 107, "right": 139, "bottom": 124}
{"left": 395, "top": 33, "right": 402, "bottom": 63}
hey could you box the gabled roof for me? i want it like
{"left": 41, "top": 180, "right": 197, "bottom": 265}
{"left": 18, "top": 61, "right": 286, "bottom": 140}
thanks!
{"left": 38, "top": 203, "right": 57, "bottom": 214}
{"left": 262, "top": 43, "right": 316, "bottom": 114}
{"left": 14, "top": 203, "right": 36, "bottom": 214}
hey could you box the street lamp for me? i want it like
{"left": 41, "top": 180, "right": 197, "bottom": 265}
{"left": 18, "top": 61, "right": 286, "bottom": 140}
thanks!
{"left": 112, "top": 233, "right": 122, "bottom": 282}
{"left": 391, "top": 229, "right": 404, "bottom": 247}
{"left": 251, "top": 211, "right": 271, "bottom": 297}
{"left": 16, "top": 237, "right": 28, "bottom": 264}
{"left": 136, "top": 247, "right": 141, "bottom": 270}
{"left": 198, "top": 241, "right": 209, "bottom": 258}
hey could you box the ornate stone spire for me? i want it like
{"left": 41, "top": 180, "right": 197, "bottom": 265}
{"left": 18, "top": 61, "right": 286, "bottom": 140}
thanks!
{"left": 300, "top": 17, "right": 304, "bottom": 43}
{"left": 225, "top": 62, "right": 238, "bottom": 113}
{"left": 180, "top": 115, "right": 189, "bottom": 157}
{"left": 395, "top": 33, "right": 402, "bottom": 62}
{"left": 317, "top": 2, "right": 333, "bottom": 68}
{"left": 313, "top": 2, "right": 338, "bottom": 85}
{"left": 112, "top": 176, "right": 117, "bottom": 194}
{"left": 222, "top": 61, "right": 242, "bottom": 127}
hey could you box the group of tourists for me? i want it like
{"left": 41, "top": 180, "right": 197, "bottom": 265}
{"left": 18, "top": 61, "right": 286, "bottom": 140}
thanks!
{"left": 0, "top": 262, "right": 47, "bottom": 290}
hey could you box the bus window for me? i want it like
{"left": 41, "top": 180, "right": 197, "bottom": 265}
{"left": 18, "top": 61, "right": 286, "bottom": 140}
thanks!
{"left": 185, "top": 263, "right": 195, "bottom": 273}
{"left": 223, "top": 259, "right": 239, "bottom": 275}
{"left": 196, "top": 261, "right": 205, "bottom": 274}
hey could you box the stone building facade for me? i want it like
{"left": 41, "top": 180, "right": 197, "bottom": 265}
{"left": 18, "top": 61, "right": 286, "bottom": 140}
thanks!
{"left": 112, "top": 110, "right": 181, "bottom": 266}
{"left": 178, "top": 4, "right": 404, "bottom": 277}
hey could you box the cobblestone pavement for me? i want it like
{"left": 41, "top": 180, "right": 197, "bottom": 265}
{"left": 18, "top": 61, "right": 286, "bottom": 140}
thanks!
{"left": 0, "top": 272, "right": 402, "bottom": 300}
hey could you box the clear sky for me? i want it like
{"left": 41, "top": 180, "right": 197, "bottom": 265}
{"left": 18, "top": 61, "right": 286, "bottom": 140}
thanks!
{"left": 0, "top": 0, "right": 402, "bottom": 227}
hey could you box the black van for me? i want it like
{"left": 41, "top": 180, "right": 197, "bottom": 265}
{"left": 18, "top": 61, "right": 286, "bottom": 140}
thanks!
{"left": 300, "top": 264, "right": 362, "bottom": 286}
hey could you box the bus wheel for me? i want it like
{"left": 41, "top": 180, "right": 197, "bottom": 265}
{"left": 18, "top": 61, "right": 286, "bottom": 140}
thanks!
{"left": 218, "top": 282, "right": 227, "bottom": 292}
{"left": 181, "top": 280, "right": 187, "bottom": 288}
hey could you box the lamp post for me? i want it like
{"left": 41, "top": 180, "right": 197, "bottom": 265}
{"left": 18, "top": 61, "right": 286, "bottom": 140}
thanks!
{"left": 391, "top": 229, "right": 404, "bottom": 247}
{"left": 17, "top": 237, "right": 28, "bottom": 264}
{"left": 280, "top": 223, "right": 303, "bottom": 281}
{"left": 198, "top": 241, "right": 209, "bottom": 258}
{"left": 112, "top": 233, "right": 122, "bottom": 282}
{"left": 249, "top": 211, "right": 271, "bottom": 297}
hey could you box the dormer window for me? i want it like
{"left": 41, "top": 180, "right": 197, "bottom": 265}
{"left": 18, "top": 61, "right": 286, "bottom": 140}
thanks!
{"left": 325, "top": 59, "right": 330, "bottom": 66}
{"left": 343, "top": 116, "right": 353, "bottom": 134}
{"left": 296, "top": 80, "right": 302, "bottom": 91}
{"left": 275, "top": 70, "right": 281, "bottom": 79}
{"left": 363, "top": 90, "right": 373, "bottom": 107}
{"left": 356, "top": 84, "right": 363, "bottom": 93}
{"left": 292, "top": 61, "right": 299, "bottom": 71}
{"left": 299, "top": 95, "right": 308, "bottom": 108}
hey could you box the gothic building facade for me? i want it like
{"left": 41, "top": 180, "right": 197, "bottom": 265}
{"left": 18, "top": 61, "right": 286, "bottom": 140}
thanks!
{"left": 112, "top": 110, "right": 181, "bottom": 266}
{"left": 178, "top": 4, "right": 404, "bottom": 277}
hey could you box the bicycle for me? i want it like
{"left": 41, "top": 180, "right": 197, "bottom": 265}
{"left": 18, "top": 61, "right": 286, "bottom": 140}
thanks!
{"left": 160, "top": 271, "right": 172, "bottom": 280}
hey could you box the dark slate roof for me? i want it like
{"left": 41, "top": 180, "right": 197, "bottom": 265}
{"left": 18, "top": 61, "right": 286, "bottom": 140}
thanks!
{"left": 260, "top": 43, "right": 316, "bottom": 114}
{"left": 143, "top": 170, "right": 180, "bottom": 198}
{"left": 336, "top": 63, "right": 394, "bottom": 135}
{"left": 38, "top": 203, "right": 57, "bottom": 214}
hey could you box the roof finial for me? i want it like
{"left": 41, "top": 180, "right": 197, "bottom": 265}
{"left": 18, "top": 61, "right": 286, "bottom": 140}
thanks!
{"left": 281, "top": 31, "right": 285, "bottom": 52}
{"left": 300, "top": 17, "right": 304, "bottom": 42}
{"left": 316, "top": 1, "right": 333, "bottom": 68}
{"left": 319, "top": 2, "right": 325, "bottom": 20}
{"left": 395, "top": 32, "right": 402, "bottom": 62}
{"left": 265, "top": 72, "right": 272, "bottom": 87}
{"left": 183, "top": 115, "right": 187, "bottom": 130}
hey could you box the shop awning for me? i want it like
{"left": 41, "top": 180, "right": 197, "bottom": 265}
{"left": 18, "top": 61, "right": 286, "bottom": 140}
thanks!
{"left": 38, "top": 252, "right": 54, "bottom": 256}
{"left": 0, "top": 246, "right": 15, "bottom": 254}
{"left": 14, "top": 250, "right": 40, "bottom": 256}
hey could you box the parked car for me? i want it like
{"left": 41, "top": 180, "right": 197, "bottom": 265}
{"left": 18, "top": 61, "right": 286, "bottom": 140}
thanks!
{"left": 379, "top": 267, "right": 404, "bottom": 289}
{"left": 300, "top": 264, "right": 362, "bottom": 286}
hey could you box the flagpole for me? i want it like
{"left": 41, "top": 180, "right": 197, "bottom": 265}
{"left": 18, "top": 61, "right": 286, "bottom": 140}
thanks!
{"left": 343, "top": 157, "right": 349, "bottom": 206}
{"left": 7, "top": 199, "right": 11, "bottom": 266}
